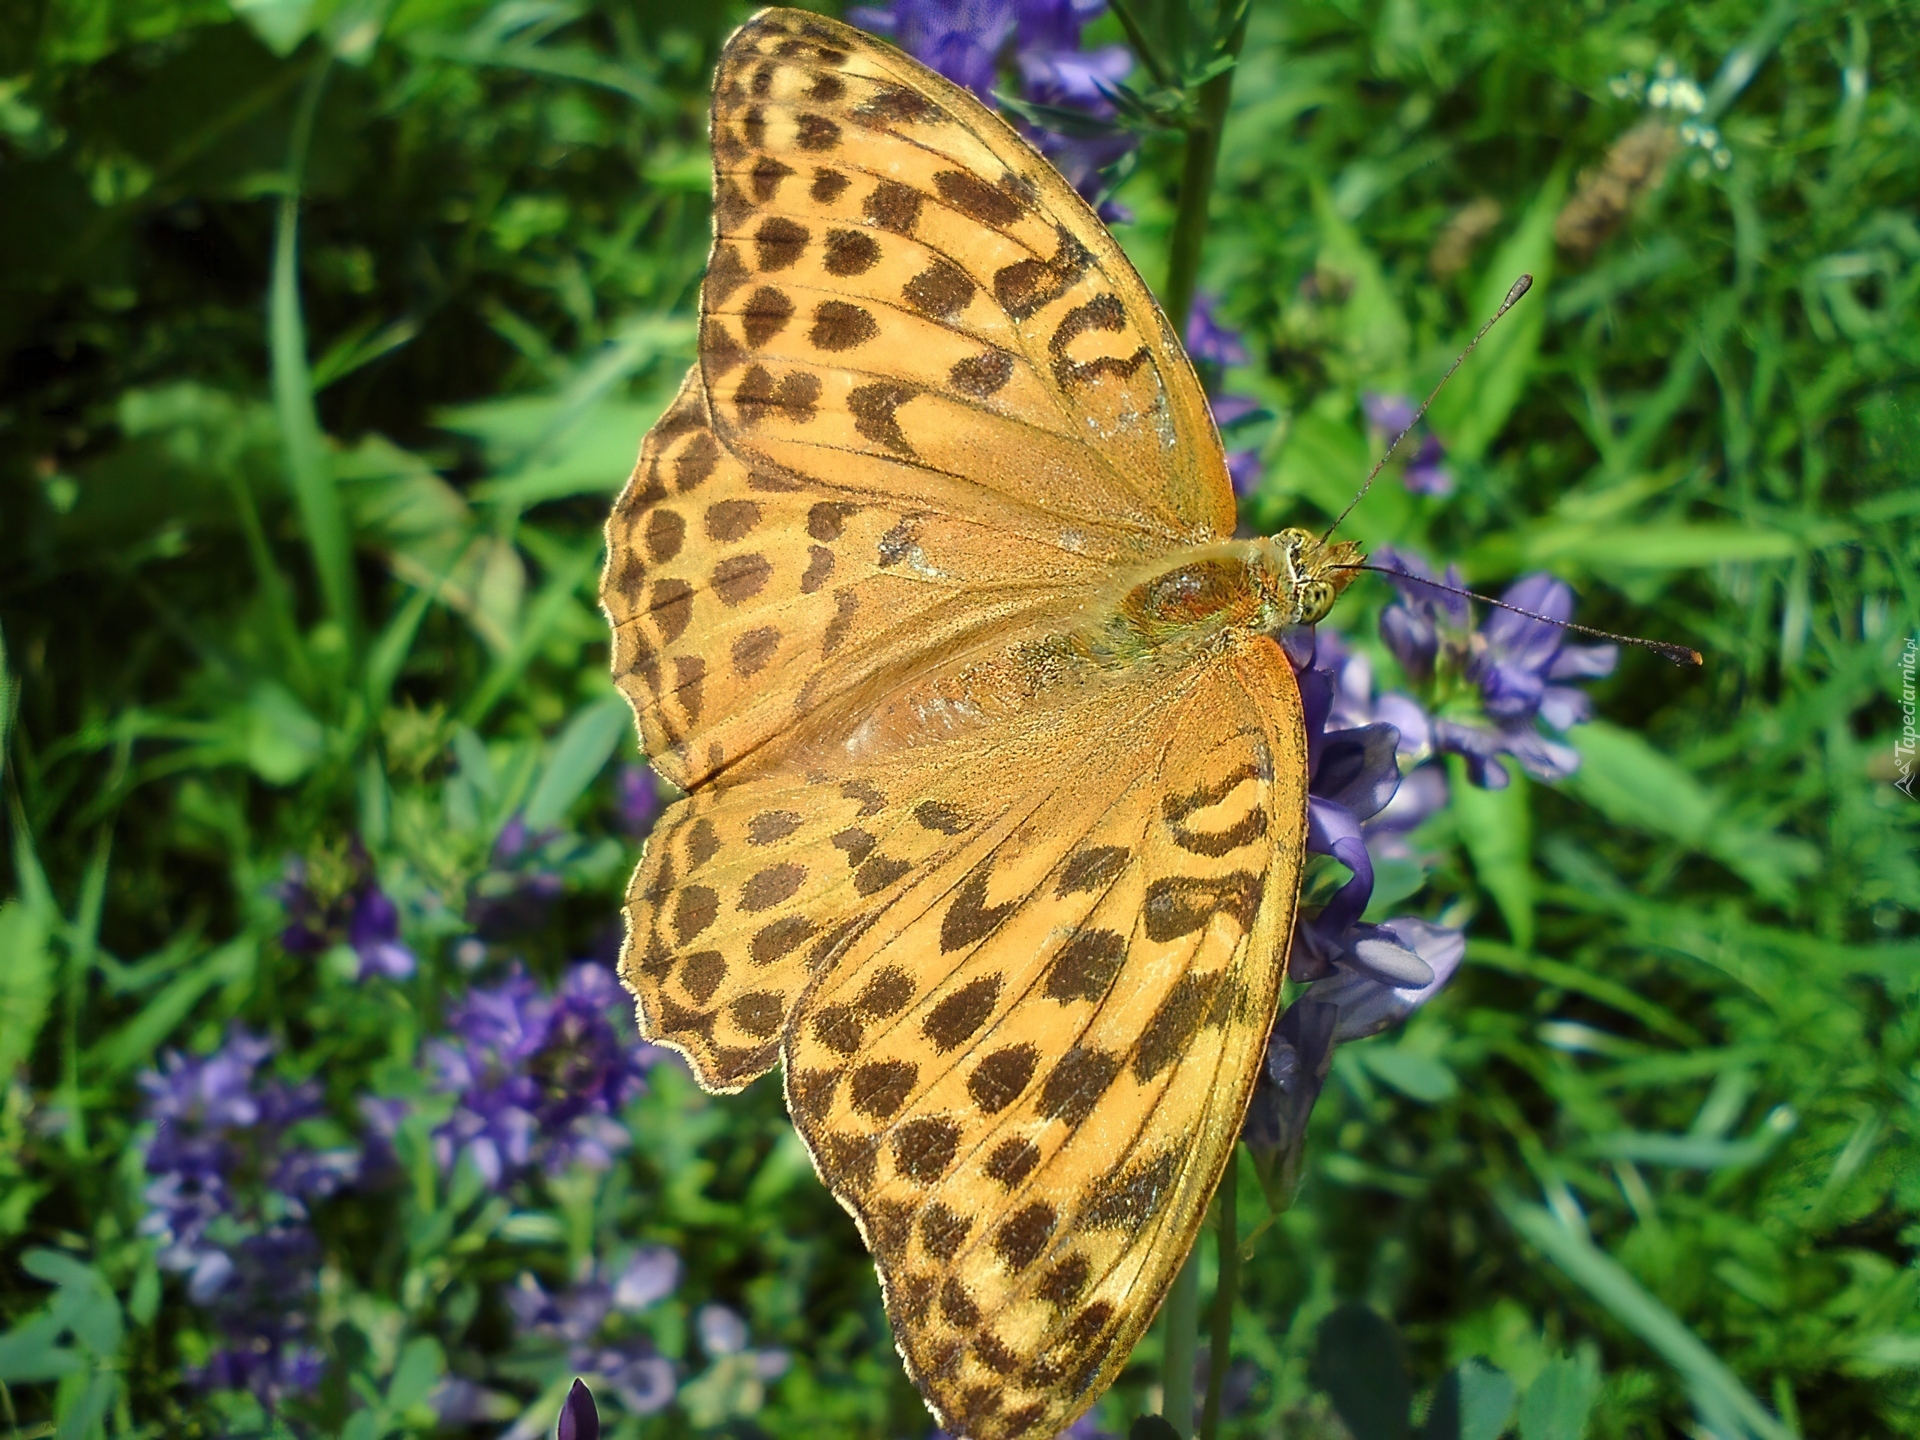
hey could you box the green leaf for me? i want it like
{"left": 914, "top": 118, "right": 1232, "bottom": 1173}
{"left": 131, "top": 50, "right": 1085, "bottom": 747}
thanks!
{"left": 24, "top": 1250, "right": 122, "bottom": 1358}
{"left": 1314, "top": 1304, "right": 1412, "bottom": 1440}
{"left": 232, "top": 0, "right": 316, "bottom": 56}
{"left": 245, "top": 682, "right": 327, "bottom": 785}
{"left": 385, "top": 1334, "right": 445, "bottom": 1414}
{"left": 1449, "top": 756, "right": 1535, "bottom": 951}
{"left": 1516, "top": 1353, "right": 1600, "bottom": 1440}
{"left": 0, "top": 900, "right": 54, "bottom": 1078}
{"left": 523, "top": 695, "right": 630, "bottom": 830}
{"left": 0, "top": 1313, "right": 82, "bottom": 1384}
{"left": 1358, "top": 1044, "right": 1459, "bottom": 1104}
{"left": 1422, "top": 1359, "right": 1517, "bottom": 1440}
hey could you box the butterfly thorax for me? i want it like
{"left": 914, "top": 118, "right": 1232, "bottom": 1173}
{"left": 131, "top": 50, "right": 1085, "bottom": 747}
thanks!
{"left": 1084, "top": 528, "right": 1365, "bottom": 663}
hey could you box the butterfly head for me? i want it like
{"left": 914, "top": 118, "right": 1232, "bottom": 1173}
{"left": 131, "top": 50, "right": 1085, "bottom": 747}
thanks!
{"left": 1268, "top": 528, "right": 1365, "bottom": 627}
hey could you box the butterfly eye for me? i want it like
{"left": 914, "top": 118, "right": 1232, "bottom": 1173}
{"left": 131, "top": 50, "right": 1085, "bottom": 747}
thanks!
{"left": 1298, "top": 580, "right": 1336, "bottom": 624}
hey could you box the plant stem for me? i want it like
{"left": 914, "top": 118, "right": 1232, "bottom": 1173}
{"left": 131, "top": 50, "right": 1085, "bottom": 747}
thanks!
{"left": 1161, "top": 2, "right": 1250, "bottom": 335}
{"left": 1199, "top": 1146, "right": 1241, "bottom": 1440}
{"left": 1161, "top": 1247, "right": 1200, "bottom": 1436}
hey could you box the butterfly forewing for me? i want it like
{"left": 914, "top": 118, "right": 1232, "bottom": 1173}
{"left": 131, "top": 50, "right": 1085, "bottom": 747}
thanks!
{"left": 700, "top": 9, "right": 1235, "bottom": 548}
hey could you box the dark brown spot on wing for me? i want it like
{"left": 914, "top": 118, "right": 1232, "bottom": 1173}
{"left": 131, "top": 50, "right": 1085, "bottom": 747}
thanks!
{"left": 993, "top": 1202, "right": 1056, "bottom": 1270}
{"left": 1142, "top": 871, "right": 1263, "bottom": 942}
{"left": 681, "top": 949, "right": 727, "bottom": 1004}
{"left": 914, "top": 800, "right": 966, "bottom": 834}
{"left": 675, "top": 430, "right": 722, "bottom": 490}
{"left": 831, "top": 827, "right": 874, "bottom": 866}
{"left": 922, "top": 975, "right": 1001, "bottom": 1051}
{"left": 892, "top": 1116, "right": 960, "bottom": 1183}
{"left": 645, "top": 508, "right": 685, "bottom": 563}
{"left": 673, "top": 885, "right": 718, "bottom": 943}
{"left": 940, "top": 862, "right": 1016, "bottom": 953}
{"left": 729, "top": 990, "right": 785, "bottom": 1038}
{"left": 1084, "top": 1146, "right": 1181, "bottom": 1232}
{"left": 748, "top": 154, "right": 793, "bottom": 202}
{"left": 649, "top": 578, "right": 694, "bottom": 644}
{"left": 706, "top": 243, "right": 750, "bottom": 304}
{"left": 939, "top": 1276, "right": 980, "bottom": 1327}
{"left": 731, "top": 626, "right": 780, "bottom": 676}
{"left": 994, "top": 224, "right": 1092, "bottom": 319}
{"left": 1038, "top": 1046, "right": 1121, "bottom": 1126}
{"left": 753, "top": 215, "right": 808, "bottom": 271}
{"left": 808, "top": 73, "right": 844, "bottom": 102}
{"left": 796, "top": 113, "right": 840, "bottom": 150}
{"left": 808, "top": 501, "right": 854, "bottom": 539}
{"left": 712, "top": 552, "right": 773, "bottom": 605}
{"left": 949, "top": 349, "right": 1014, "bottom": 396}
{"left": 855, "top": 86, "right": 940, "bottom": 125}
{"left": 740, "top": 861, "right": 806, "bottom": 911}
{"left": 855, "top": 965, "right": 915, "bottom": 1020}
{"left": 920, "top": 1203, "right": 972, "bottom": 1261}
{"left": 1057, "top": 844, "right": 1130, "bottom": 896}
{"left": 985, "top": 1137, "right": 1039, "bottom": 1187}
{"left": 672, "top": 655, "right": 705, "bottom": 725}
{"left": 848, "top": 381, "right": 919, "bottom": 456}
{"left": 810, "top": 168, "right": 851, "bottom": 203}
{"left": 822, "top": 227, "right": 880, "bottom": 276}
{"left": 810, "top": 300, "right": 878, "bottom": 351}
{"left": 968, "top": 1044, "right": 1036, "bottom": 1114}
{"left": 800, "top": 544, "right": 834, "bottom": 593}
{"left": 1044, "top": 927, "right": 1127, "bottom": 1002}
{"left": 704, "top": 498, "right": 761, "bottom": 541}
{"left": 1037, "top": 1253, "right": 1091, "bottom": 1307}
{"left": 854, "top": 853, "right": 911, "bottom": 896}
{"left": 865, "top": 179, "right": 923, "bottom": 234}
{"left": 749, "top": 915, "right": 814, "bottom": 965}
{"left": 934, "top": 169, "right": 1026, "bottom": 227}
{"left": 740, "top": 286, "right": 794, "bottom": 347}
{"left": 903, "top": 259, "right": 973, "bottom": 319}
{"left": 850, "top": 1059, "right": 917, "bottom": 1119}
{"left": 822, "top": 588, "right": 859, "bottom": 657}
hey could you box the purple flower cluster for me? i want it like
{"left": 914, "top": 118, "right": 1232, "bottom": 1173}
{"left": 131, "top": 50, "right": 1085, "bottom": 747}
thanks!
{"left": 1373, "top": 549, "right": 1618, "bottom": 788}
{"left": 418, "top": 963, "right": 663, "bottom": 1188}
{"left": 278, "top": 854, "right": 417, "bottom": 980}
{"left": 505, "top": 1250, "right": 680, "bottom": 1416}
{"left": 1245, "top": 560, "right": 1618, "bottom": 1177}
{"left": 1187, "top": 294, "right": 1264, "bottom": 495}
{"left": 851, "top": 0, "right": 1136, "bottom": 215}
{"left": 1363, "top": 392, "right": 1453, "bottom": 497}
{"left": 138, "top": 1029, "right": 357, "bottom": 1405}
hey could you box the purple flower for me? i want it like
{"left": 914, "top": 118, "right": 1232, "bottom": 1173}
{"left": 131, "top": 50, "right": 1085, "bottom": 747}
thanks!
{"left": 1373, "top": 549, "right": 1617, "bottom": 788}
{"left": 347, "top": 885, "right": 416, "bottom": 979}
{"left": 616, "top": 764, "right": 660, "bottom": 838}
{"left": 1244, "top": 918, "right": 1464, "bottom": 1186}
{"left": 511, "top": 1259, "right": 679, "bottom": 1417}
{"left": 138, "top": 1029, "right": 351, "bottom": 1406}
{"left": 1296, "top": 659, "right": 1404, "bottom": 935}
{"left": 559, "top": 1379, "right": 600, "bottom": 1440}
{"left": 422, "top": 963, "right": 662, "bottom": 1187}
{"left": 850, "top": 0, "right": 1017, "bottom": 99}
{"left": 1361, "top": 391, "right": 1417, "bottom": 437}
{"left": 1309, "top": 631, "right": 1448, "bottom": 860}
{"left": 276, "top": 854, "right": 416, "bottom": 980}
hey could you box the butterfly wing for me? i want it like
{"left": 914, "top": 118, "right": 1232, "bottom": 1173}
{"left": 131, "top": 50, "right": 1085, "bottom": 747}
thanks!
{"left": 699, "top": 8, "right": 1236, "bottom": 545}
{"left": 779, "top": 639, "right": 1308, "bottom": 1439}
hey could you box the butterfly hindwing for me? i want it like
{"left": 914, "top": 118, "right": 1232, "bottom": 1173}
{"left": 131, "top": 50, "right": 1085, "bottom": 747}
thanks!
{"left": 781, "top": 644, "right": 1308, "bottom": 1440}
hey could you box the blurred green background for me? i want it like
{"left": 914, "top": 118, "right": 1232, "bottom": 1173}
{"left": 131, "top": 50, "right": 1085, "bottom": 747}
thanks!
{"left": 1, "top": 0, "right": 1916, "bottom": 1436}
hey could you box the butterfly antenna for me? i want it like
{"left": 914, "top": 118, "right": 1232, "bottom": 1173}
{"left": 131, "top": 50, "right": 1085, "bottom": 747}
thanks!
{"left": 1321, "top": 274, "right": 1534, "bottom": 544}
{"left": 1338, "top": 563, "right": 1703, "bottom": 666}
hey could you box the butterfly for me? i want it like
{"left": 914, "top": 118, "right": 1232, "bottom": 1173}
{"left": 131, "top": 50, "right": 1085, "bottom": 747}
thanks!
{"left": 600, "top": 10, "right": 1360, "bottom": 1437}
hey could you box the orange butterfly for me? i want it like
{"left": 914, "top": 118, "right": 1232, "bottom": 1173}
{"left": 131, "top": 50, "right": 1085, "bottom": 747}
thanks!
{"left": 601, "top": 10, "right": 1359, "bottom": 1436}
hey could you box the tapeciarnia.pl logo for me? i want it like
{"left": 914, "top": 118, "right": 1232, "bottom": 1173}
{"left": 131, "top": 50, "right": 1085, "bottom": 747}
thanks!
{"left": 1898, "top": 636, "right": 1917, "bottom": 800}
